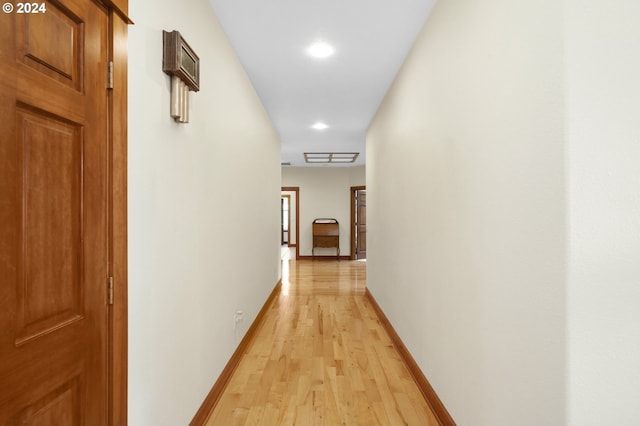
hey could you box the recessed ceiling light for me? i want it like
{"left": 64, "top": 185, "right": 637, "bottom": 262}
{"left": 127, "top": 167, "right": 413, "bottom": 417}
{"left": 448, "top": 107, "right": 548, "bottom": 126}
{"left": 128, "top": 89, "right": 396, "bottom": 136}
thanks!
{"left": 307, "top": 41, "right": 335, "bottom": 59}
{"left": 311, "top": 122, "right": 328, "bottom": 130}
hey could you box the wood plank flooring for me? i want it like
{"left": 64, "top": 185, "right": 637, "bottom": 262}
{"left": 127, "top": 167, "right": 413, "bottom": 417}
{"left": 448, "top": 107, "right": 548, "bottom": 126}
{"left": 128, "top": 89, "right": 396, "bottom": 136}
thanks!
{"left": 205, "top": 257, "right": 438, "bottom": 425}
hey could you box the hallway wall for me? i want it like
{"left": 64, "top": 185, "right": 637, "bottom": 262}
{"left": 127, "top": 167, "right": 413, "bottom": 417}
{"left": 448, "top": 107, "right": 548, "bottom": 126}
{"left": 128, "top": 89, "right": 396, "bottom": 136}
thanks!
{"left": 367, "top": 1, "right": 565, "bottom": 425}
{"left": 128, "top": 0, "right": 281, "bottom": 424}
{"left": 566, "top": 1, "right": 640, "bottom": 423}
{"left": 282, "top": 166, "right": 364, "bottom": 256}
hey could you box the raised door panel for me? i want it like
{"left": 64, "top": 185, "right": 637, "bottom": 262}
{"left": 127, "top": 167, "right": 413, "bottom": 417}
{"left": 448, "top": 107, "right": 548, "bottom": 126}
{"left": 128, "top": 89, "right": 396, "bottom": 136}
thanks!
{"left": 16, "top": 106, "right": 84, "bottom": 345}
{"left": 17, "top": 1, "right": 83, "bottom": 90}
{"left": 13, "top": 377, "right": 82, "bottom": 426}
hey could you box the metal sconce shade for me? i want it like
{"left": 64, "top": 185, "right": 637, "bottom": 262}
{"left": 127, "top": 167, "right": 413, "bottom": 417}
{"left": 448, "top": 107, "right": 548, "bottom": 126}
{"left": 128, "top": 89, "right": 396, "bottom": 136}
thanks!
{"left": 170, "top": 76, "right": 190, "bottom": 123}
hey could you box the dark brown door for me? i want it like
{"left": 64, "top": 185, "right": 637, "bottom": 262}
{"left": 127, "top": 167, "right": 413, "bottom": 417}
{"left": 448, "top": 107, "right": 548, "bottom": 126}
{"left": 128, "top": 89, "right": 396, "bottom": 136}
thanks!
{"left": 0, "top": 0, "right": 110, "bottom": 423}
{"left": 356, "top": 190, "right": 367, "bottom": 259}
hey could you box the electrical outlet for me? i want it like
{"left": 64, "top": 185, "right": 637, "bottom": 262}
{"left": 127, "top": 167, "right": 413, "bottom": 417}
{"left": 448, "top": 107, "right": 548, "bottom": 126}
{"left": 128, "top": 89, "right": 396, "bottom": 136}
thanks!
{"left": 233, "top": 310, "right": 244, "bottom": 344}
{"left": 234, "top": 310, "right": 244, "bottom": 329}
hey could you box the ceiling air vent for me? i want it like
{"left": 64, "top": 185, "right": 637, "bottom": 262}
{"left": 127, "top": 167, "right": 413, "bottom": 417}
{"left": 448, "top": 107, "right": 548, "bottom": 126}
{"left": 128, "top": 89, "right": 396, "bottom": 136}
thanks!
{"left": 304, "top": 152, "right": 359, "bottom": 164}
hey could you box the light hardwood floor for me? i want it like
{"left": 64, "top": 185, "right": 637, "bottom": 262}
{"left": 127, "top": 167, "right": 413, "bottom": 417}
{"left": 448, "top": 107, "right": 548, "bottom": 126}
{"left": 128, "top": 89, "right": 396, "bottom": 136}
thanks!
{"left": 205, "top": 257, "right": 439, "bottom": 425}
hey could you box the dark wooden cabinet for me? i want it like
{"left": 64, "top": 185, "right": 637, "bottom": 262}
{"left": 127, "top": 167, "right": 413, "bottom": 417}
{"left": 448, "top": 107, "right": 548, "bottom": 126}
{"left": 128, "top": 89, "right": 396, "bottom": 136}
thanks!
{"left": 312, "top": 218, "right": 340, "bottom": 259}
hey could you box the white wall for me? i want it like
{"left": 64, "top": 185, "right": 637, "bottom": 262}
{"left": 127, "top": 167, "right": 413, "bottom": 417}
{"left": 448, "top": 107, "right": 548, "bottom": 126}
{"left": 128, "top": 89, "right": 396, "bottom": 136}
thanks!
{"left": 349, "top": 165, "right": 366, "bottom": 187}
{"left": 566, "top": 1, "right": 640, "bottom": 424}
{"left": 282, "top": 166, "right": 365, "bottom": 256}
{"left": 128, "top": 0, "right": 281, "bottom": 424}
{"left": 367, "top": 1, "right": 566, "bottom": 425}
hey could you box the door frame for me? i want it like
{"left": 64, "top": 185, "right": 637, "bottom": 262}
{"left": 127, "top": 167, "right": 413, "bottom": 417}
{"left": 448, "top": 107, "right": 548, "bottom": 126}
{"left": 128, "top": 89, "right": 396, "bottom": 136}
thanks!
{"left": 105, "top": 2, "right": 131, "bottom": 424}
{"left": 281, "top": 187, "right": 300, "bottom": 260}
{"left": 350, "top": 186, "right": 366, "bottom": 260}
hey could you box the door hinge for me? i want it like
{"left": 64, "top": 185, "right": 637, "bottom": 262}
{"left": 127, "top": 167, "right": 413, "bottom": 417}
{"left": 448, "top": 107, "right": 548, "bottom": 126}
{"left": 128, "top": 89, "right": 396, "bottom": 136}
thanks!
{"left": 108, "top": 276, "right": 114, "bottom": 305}
{"left": 107, "top": 61, "right": 114, "bottom": 89}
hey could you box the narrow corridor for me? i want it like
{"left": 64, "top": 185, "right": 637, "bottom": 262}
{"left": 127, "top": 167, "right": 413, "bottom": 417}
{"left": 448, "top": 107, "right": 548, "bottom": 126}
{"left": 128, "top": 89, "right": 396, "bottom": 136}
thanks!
{"left": 205, "top": 258, "right": 438, "bottom": 425}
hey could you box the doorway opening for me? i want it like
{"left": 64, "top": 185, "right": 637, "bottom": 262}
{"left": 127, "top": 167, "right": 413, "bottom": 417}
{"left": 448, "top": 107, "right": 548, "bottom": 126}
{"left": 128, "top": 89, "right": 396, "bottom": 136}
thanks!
{"left": 281, "top": 187, "right": 300, "bottom": 260}
{"left": 281, "top": 194, "right": 291, "bottom": 245}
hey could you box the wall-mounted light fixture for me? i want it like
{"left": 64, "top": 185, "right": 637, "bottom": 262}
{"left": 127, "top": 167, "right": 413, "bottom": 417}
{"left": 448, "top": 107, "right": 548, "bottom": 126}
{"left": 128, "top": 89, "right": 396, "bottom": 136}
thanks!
{"left": 163, "top": 30, "right": 200, "bottom": 123}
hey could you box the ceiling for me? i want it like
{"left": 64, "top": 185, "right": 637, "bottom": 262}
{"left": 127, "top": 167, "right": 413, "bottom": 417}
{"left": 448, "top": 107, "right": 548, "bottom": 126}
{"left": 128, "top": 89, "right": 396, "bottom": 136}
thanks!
{"left": 209, "top": 0, "right": 436, "bottom": 167}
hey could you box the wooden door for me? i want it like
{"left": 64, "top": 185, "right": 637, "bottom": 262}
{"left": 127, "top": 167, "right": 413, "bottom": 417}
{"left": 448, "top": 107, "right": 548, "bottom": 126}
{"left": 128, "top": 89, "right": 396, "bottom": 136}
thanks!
{"left": 356, "top": 190, "right": 367, "bottom": 259}
{"left": 0, "top": 0, "right": 110, "bottom": 423}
